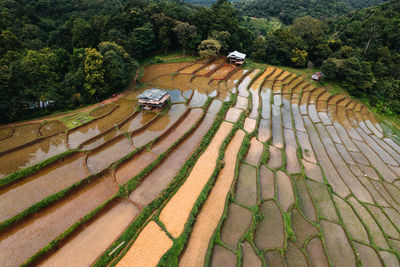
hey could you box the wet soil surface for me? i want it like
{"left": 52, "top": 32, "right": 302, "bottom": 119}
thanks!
{"left": 3, "top": 60, "right": 400, "bottom": 267}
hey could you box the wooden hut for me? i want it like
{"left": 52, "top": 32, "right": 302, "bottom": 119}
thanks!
{"left": 311, "top": 72, "right": 326, "bottom": 81}
{"left": 138, "top": 89, "right": 170, "bottom": 110}
{"left": 227, "top": 51, "right": 246, "bottom": 65}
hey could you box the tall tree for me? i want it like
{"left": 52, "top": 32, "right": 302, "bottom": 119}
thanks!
{"left": 173, "top": 21, "right": 198, "bottom": 57}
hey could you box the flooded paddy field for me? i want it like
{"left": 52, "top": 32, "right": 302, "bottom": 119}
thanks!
{"left": 2, "top": 58, "right": 400, "bottom": 266}
{"left": 0, "top": 133, "right": 68, "bottom": 177}
{"left": 0, "top": 123, "right": 40, "bottom": 153}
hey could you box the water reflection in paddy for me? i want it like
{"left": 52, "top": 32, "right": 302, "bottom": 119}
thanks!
{"left": 0, "top": 134, "right": 67, "bottom": 178}
{"left": 67, "top": 98, "right": 136, "bottom": 149}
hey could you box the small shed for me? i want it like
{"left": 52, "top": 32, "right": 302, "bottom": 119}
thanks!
{"left": 227, "top": 51, "right": 246, "bottom": 65}
{"left": 311, "top": 72, "right": 325, "bottom": 81}
{"left": 138, "top": 89, "right": 170, "bottom": 110}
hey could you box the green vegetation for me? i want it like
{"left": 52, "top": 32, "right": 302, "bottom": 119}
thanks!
{"left": 1, "top": 0, "right": 399, "bottom": 122}
{"left": 234, "top": 0, "right": 386, "bottom": 24}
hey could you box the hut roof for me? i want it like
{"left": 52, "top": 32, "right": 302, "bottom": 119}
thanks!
{"left": 227, "top": 51, "right": 246, "bottom": 60}
{"left": 138, "top": 89, "right": 169, "bottom": 102}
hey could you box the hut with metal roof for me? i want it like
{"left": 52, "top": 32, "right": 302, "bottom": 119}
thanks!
{"left": 137, "top": 89, "right": 170, "bottom": 110}
{"left": 227, "top": 51, "right": 246, "bottom": 65}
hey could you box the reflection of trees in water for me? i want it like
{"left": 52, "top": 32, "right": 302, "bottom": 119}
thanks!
{"left": 0, "top": 134, "right": 67, "bottom": 177}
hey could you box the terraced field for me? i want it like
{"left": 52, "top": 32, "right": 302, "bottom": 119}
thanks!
{"left": 1, "top": 58, "right": 400, "bottom": 266}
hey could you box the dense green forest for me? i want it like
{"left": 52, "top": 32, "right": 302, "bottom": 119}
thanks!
{"left": 234, "top": 0, "right": 387, "bottom": 24}
{"left": 0, "top": 0, "right": 399, "bottom": 122}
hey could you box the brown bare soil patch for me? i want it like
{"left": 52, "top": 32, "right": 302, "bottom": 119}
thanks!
{"left": 293, "top": 175, "right": 317, "bottom": 222}
{"left": 354, "top": 242, "right": 382, "bottom": 267}
{"left": 226, "top": 69, "right": 248, "bottom": 89}
{"left": 379, "top": 251, "right": 400, "bottom": 266}
{"left": 245, "top": 137, "right": 264, "bottom": 166}
{"left": 0, "top": 123, "right": 40, "bottom": 153}
{"left": 306, "top": 237, "right": 329, "bottom": 267}
{"left": 291, "top": 209, "right": 318, "bottom": 248}
{"left": 366, "top": 204, "right": 400, "bottom": 239}
{"left": 242, "top": 242, "right": 262, "bottom": 267}
{"left": 260, "top": 165, "right": 274, "bottom": 200}
{"left": 159, "top": 122, "right": 232, "bottom": 238}
{"left": 320, "top": 220, "right": 356, "bottom": 267}
{"left": 39, "top": 121, "right": 67, "bottom": 136}
{"left": 276, "top": 171, "right": 294, "bottom": 212}
{"left": 348, "top": 196, "right": 389, "bottom": 249}
{"left": 142, "top": 62, "right": 191, "bottom": 82}
{"left": 284, "top": 241, "right": 308, "bottom": 267}
{"left": 0, "top": 174, "right": 117, "bottom": 267}
{"left": 180, "top": 130, "right": 245, "bottom": 266}
{"left": 40, "top": 200, "right": 139, "bottom": 267}
{"left": 0, "top": 126, "right": 13, "bottom": 141}
{"left": 210, "top": 64, "right": 235, "bottom": 80}
{"left": 0, "top": 153, "right": 86, "bottom": 223}
{"left": 0, "top": 134, "right": 68, "bottom": 178}
{"left": 333, "top": 195, "right": 369, "bottom": 243}
{"left": 235, "top": 164, "right": 257, "bottom": 206}
{"left": 196, "top": 58, "right": 225, "bottom": 76}
{"left": 264, "top": 250, "right": 285, "bottom": 267}
{"left": 306, "top": 180, "right": 339, "bottom": 222}
{"left": 116, "top": 221, "right": 173, "bottom": 267}
{"left": 254, "top": 201, "right": 285, "bottom": 250}
{"left": 267, "top": 145, "right": 282, "bottom": 169}
{"left": 302, "top": 160, "right": 324, "bottom": 183}
{"left": 210, "top": 245, "right": 237, "bottom": 267}
{"left": 89, "top": 104, "right": 117, "bottom": 118}
{"left": 220, "top": 203, "right": 253, "bottom": 250}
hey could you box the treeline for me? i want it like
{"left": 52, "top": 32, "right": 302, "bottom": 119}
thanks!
{"left": 234, "top": 0, "right": 386, "bottom": 24}
{"left": 0, "top": 0, "right": 399, "bottom": 122}
{"left": 0, "top": 0, "right": 252, "bottom": 122}
{"left": 251, "top": 0, "right": 400, "bottom": 115}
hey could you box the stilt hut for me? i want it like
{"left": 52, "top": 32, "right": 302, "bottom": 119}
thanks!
{"left": 227, "top": 51, "right": 246, "bottom": 65}
{"left": 138, "top": 89, "right": 170, "bottom": 110}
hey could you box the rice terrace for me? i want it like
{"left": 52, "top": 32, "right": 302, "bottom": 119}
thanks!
{"left": 2, "top": 56, "right": 400, "bottom": 267}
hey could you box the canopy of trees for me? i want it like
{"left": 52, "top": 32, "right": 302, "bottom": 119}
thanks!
{"left": 0, "top": 0, "right": 253, "bottom": 122}
{"left": 0, "top": 0, "right": 399, "bottom": 121}
{"left": 234, "top": 0, "right": 387, "bottom": 24}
